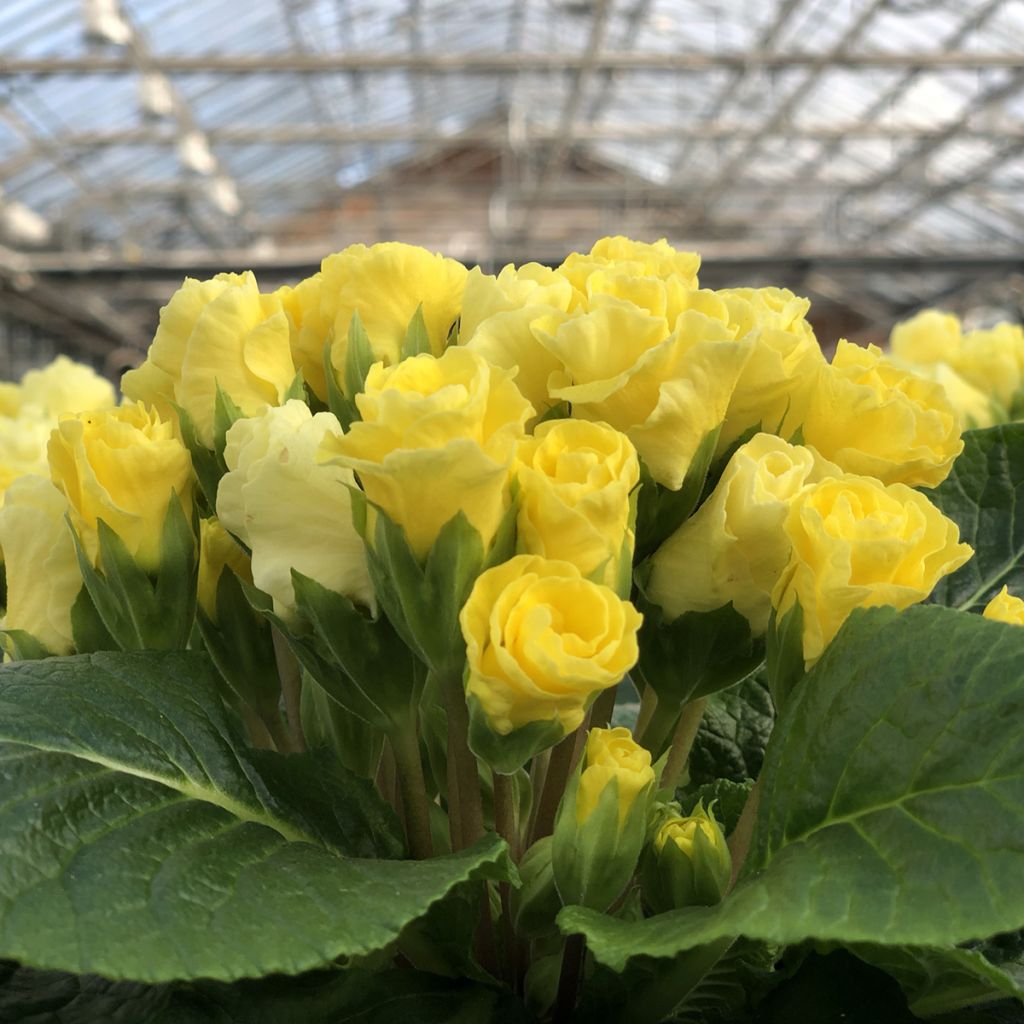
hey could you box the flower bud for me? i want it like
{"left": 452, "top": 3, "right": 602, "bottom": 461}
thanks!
{"left": 640, "top": 801, "right": 732, "bottom": 913}
{"left": 552, "top": 727, "right": 656, "bottom": 911}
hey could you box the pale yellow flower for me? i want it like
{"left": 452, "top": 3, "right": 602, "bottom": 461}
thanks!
{"left": 982, "top": 585, "right": 1024, "bottom": 626}
{"left": 197, "top": 517, "right": 252, "bottom": 622}
{"left": 576, "top": 726, "right": 655, "bottom": 828}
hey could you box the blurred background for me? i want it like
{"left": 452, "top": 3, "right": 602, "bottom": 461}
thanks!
{"left": 0, "top": 0, "right": 1022, "bottom": 378}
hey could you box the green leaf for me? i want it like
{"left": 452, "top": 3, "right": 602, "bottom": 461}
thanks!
{"left": 172, "top": 402, "right": 222, "bottom": 513}
{"left": 0, "top": 650, "right": 512, "bottom": 982}
{"left": 402, "top": 304, "right": 433, "bottom": 359}
{"left": 687, "top": 672, "right": 774, "bottom": 788}
{"left": 927, "top": 423, "right": 1024, "bottom": 611}
{"left": 282, "top": 369, "right": 306, "bottom": 403}
{"left": 681, "top": 778, "right": 755, "bottom": 835}
{"left": 212, "top": 383, "right": 246, "bottom": 464}
{"left": 0, "top": 628, "right": 53, "bottom": 661}
{"left": 560, "top": 605, "right": 1024, "bottom": 970}
{"left": 323, "top": 338, "right": 357, "bottom": 428}
{"left": 343, "top": 310, "right": 376, "bottom": 398}
{"left": 847, "top": 944, "right": 1024, "bottom": 1018}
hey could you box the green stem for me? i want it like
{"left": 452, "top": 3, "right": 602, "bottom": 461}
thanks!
{"left": 639, "top": 699, "right": 681, "bottom": 759}
{"left": 271, "top": 628, "right": 307, "bottom": 753}
{"left": 528, "top": 730, "right": 579, "bottom": 845}
{"left": 525, "top": 748, "right": 551, "bottom": 842}
{"left": 240, "top": 702, "right": 274, "bottom": 750}
{"left": 590, "top": 684, "right": 618, "bottom": 731}
{"left": 390, "top": 719, "right": 434, "bottom": 860}
{"left": 493, "top": 770, "right": 519, "bottom": 859}
{"left": 633, "top": 683, "right": 658, "bottom": 739}
{"left": 659, "top": 696, "right": 708, "bottom": 794}
{"left": 440, "top": 669, "right": 483, "bottom": 850}
{"left": 727, "top": 776, "right": 762, "bottom": 890}
{"left": 620, "top": 937, "right": 734, "bottom": 1024}
{"left": 262, "top": 707, "right": 298, "bottom": 755}
{"left": 553, "top": 933, "right": 586, "bottom": 1022}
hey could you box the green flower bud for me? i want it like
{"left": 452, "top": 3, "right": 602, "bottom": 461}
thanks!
{"left": 641, "top": 800, "right": 732, "bottom": 913}
{"left": 513, "top": 835, "right": 561, "bottom": 938}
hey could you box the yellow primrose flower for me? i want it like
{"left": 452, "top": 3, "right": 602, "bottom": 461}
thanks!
{"left": 274, "top": 272, "right": 331, "bottom": 401}
{"left": 19, "top": 355, "right": 115, "bottom": 418}
{"left": 322, "top": 241, "right": 467, "bottom": 374}
{"left": 217, "top": 400, "right": 372, "bottom": 620}
{"left": 576, "top": 726, "right": 655, "bottom": 828}
{"left": 772, "top": 474, "right": 973, "bottom": 664}
{"left": 459, "top": 555, "right": 642, "bottom": 736}
{"left": 648, "top": 434, "right": 840, "bottom": 634}
{"left": 800, "top": 339, "right": 963, "bottom": 488}
{"left": 514, "top": 419, "right": 639, "bottom": 591}
{"left": 982, "top": 586, "right": 1024, "bottom": 626}
{"left": 197, "top": 516, "right": 253, "bottom": 622}
{"left": 953, "top": 322, "right": 1024, "bottom": 412}
{"left": 890, "top": 309, "right": 963, "bottom": 366}
{"left": 557, "top": 236, "right": 700, "bottom": 295}
{"left": 0, "top": 412, "right": 52, "bottom": 502}
{"left": 321, "top": 346, "right": 533, "bottom": 560}
{"left": 122, "top": 271, "right": 296, "bottom": 447}
{"left": 47, "top": 402, "right": 194, "bottom": 571}
{"left": 0, "top": 475, "right": 82, "bottom": 655}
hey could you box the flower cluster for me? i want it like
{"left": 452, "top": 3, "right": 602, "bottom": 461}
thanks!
{"left": 0, "top": 238, "right": 994, "bottom": 1005}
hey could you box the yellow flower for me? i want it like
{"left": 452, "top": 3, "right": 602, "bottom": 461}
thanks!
{"left": 800, "top": 339, "right": 963, "bottom": 488}
{"left": 558, "top": 236, "right": 700, "bottom": 294}
{"left": 461, "top": 263, "right": 576, "bottom": 419}
{"left": 0, "top": 412, "right": 52, "bottom": 502}
{"left": 648, "top": 434, "right": 840, "bottom": 633}
{"left": 459, "top": 555, "right": 642, "bottom": 736}
{"left": 122, "top": 271, "right": 296, "bottom": 447}
{"left": 715, "top": 287, "right": 825, "bottom": 447}
{"left": 895, "top": 361, "right": 996, "bottom": 430}
{"left": 953, "top": 323, "right": 1024, "bottom": 412}
{"left": 576, "top": 726, "right": 655, "bottom": 828}
{"left": 514, "top": 419, "right": 639, "bottom": 591}
{"left": 275, "top": 273, "right": 331, "bottom": 401}
{"left": 19, "top": 355, "right": 115, "bottom": 418}
{"left": 982, "top": 586, "right": 1024, "bottom": 626}
{"left": 889, "top": 309, "right": 963, "bottom": 366}
{"left": 772, "top": 474, "right": 973, "bottom": 664}
{"left": 47, "top": 402, "right": 194, "bottom": 571}
{"left": 321, "top": 346, "right": 533, "bottom": 560}
{"left": 197, "top": 517, "right": 252, "bottom": 621}
{"left": 655, "top": 809, "right": 725, "bottom": 858}
{"left": 322, "top": 241, "right": 467, "bottom": 375}
{"left": 0, "top": 383, "right": 20, "bottom": 417}
{"left": 0, "top": 475, "right": 82, "bottom": 655}
{"left": 217, "top": 400, "right": 373, "bottom": 620}
{"left": 534, "top": 302, "right": 750, "bottom": 489}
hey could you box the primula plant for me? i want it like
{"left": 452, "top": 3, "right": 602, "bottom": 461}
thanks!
{"left": 1, "top": 237, "right": 1023, "bottom": 1023}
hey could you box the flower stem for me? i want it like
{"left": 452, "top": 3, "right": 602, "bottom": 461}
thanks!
{"left": 271, "top": 627, "right": 306, "bottom": 753}
{"left": 553, "top": 933, "right": 586, "bottom": 1022}
{"left": 492, "top": 770, "right": 519, "bottom": 859}
{"left": 659, "top": 696, "right": 708, "bottom": 794}
{"left": 528, "top": 729, "right": 580, "bottom": 845}
{"left": 440, "top": 668, "right": 483, "bottom": 850}
{"left": 727, "top": 776, "right": 762, "bottom": 890}
{"left": 590, "top": 684, "right": 618, "bottom": 731}
{"left": 390, "top": 719, "right": 434, "bottom": 860}
{"left": 633, "top": 682, "right": 658, "bottom": 739}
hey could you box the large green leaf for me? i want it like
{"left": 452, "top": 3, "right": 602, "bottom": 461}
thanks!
{"left": 561, "top": 605, "right": 1024, "bottom": 970}
{"left": 927, "top": 423, "right": 1024, "bottom": 611}
{"left": 0, "top": 651, "right": 512, "bottom": 982}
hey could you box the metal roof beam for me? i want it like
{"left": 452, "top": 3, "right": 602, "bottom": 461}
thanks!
{"left": 3, "top": 51, "right": 1024, "bottom": 73}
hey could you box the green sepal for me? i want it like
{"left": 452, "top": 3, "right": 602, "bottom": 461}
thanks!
{"left": 282, "top": 368, "right": 306, "bottom": 403}
{"left": 535, "top": 400, "right": 571, "bottom": 426}
{"left": 323, "top": 337, "right": 358, "bottom": 428}
{"left": 552, "top": 766, "right": 654, "bottom": 913}
{"left": 402, "top": 303, "right": 433, "bottom": 358}
{"left": 765, "top": 599, "right": 806, "bottom": 711}
{"left": 635, "top": 425, "right": 721, "bottom": 562}
{"left": 344, "top": 310, "right": 376, "bottom": 393}
{"left": 196, "top": 567, "right": 282, "bottom": 721}
{"left": 69, "top": 582, "right": 117, "bottom": 654}
{"left": 173, "top": 401, "right": 222, "bottom": 511}
{"left": 0, "top": 628, "right": 54, "bottom": 661}
{"left": 67, "top": 493, "right": 197, "bottom": 651}
{"left": 212, "top": 382, "right": 246, "bottom": 463}
{"left": 514, "top": 835, "right": 562, "bottom": 938}
{"left": 466, "top": 690, "right": 567, "bottom": 775}
{"left": 300, "top": 673, "right": 385, "bottom": 779}
{"left": 351, "top": 489, "right": 516, "bottom": 679}
{"left": 291, "top": 568, "right": 427, "bottom": 728}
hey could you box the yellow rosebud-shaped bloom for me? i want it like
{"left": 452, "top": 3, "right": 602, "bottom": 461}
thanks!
{"left": 274, "top": 272, "right": 331, "bottom": 400}
{"left": 322, "top": 241, "right": 467, "bottom": 373}
{"left": 459, "top": 554, "right": 642, "bottom": 736}
{"left": 19, "top": 355, "right": 115, "bottom": 418}
{"left": 890, "top": 360, "right": 997, "bottom": 430}
{"left": 800, "top": 339, "right": 963, "bottom": 488}
{"left": 772, "top": 474, "right": 973, "bottom": 664}
{"left": 217, "top": 400, "right": 373, "bottom": 620}
{"left": 890, "top": 309, "right": 963, "bottom": 366}
{"left": 576, "top": 726, "right": 655, "bottom": 828}
{"left": 983, "top": 586, "right": 1024, "bottom": 626}
{"left": 953, "top": 323, "right": 1024, "bottom": 412}
{"left": 558, "top": 236, "right": 700, "bottom": 295}
{"left": 197, "top": 516, "right": 252, "bottom": 622}
{"left": 321, "top": 347, "right": 533, "bottom": 560}
{"left": 123, "top": 271, "right": 296, "bottom": 447}
{"left": 648, "top": 434, "right": 840, "bottom": 634}
{"left": 536, "top": 302, "right": 750, "bottom": 490}
{"left": 47, "top": 402, "right": 193, "bottom": 571}
{"left": 0, "top": 413, "right": 52, "bottom": 501}
{"left": 514, "top": 419, "right": 639, "bottom": 592}
{"left": 0, "top": 475, "right": 82, "bottom": 655}
{"left": 461, "top": 263, "right": 576, "bottom": 419}
{"left": 715, "top": 287, "right": 825, "bottom": 446}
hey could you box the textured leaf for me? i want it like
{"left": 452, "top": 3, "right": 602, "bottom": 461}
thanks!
{"left": 848, "top": 944, "right": 1024, "bottom": 1018}
{"left": 687, "top": 672, "right": 774, "bottom": 787}
{"left": 927, "top": 424, "right": 1024, "bottom": 611}
{"left": 681, "top": 778, "right": 754, "bottom": 835}
{"left": 561, "top": 606, "right": 1024, "bottom": 970}
{"left": 0, "top": 651, "right": 511, "bottom": 982}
